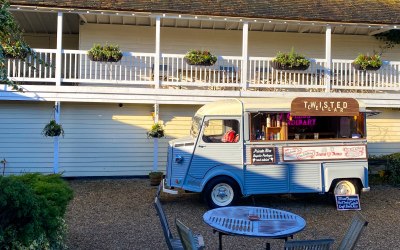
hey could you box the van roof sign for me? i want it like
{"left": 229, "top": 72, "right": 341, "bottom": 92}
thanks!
{"left": 291, "top": 97, "right": 360, "bottom": 116}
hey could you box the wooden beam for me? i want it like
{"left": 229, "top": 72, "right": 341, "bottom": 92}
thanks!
{"left": 368, "top": 28, "right": 390, "bottom": 36}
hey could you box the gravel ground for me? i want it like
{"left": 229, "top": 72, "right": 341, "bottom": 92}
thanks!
{"left": 65, "top": 178, "right": 400, "bottom": 250}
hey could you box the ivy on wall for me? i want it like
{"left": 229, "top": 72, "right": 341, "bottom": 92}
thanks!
{"left": 374, "top": 29, "right": 400, "bottom": 56}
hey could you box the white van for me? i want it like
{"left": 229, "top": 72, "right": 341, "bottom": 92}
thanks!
{"left": 163, "top": 97, "right": 370, "bottom": 208}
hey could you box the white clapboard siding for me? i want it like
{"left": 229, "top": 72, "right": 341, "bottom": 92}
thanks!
{"left": 0, "top": 101, "right": 54, "bottom": 175}
{"left": 367, "top": 108, "right": 400, "bottom": 155}
{"left": 60, "top": 102, "right": 155, "bottom": 176}
{"left": 158, "top": 104, "right": 201, "bottom": 168}
{"left": 80, "top": 24, "right": 400, "bottom": 60}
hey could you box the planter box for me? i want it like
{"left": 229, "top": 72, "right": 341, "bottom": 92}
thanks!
{"left": 271, "top": 61, "right": 309, "bottom": 71}
{"left": 184, "top": 58, "right": 216, "bottom": 66}
{"left": 352, "top": 63, "right": 381, "bottom": 71}
{"left": 88, "top": 54, "right": 122, "bottom": 62}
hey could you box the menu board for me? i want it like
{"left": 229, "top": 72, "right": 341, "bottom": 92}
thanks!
{"left": 251, "top": 147, "right": 275, "bottom": 164}
{"left": 282, "top": 145, "right": 367, "bottom": 161}
{"left": 336, "top": 195, "right": 361, "bottom": 210}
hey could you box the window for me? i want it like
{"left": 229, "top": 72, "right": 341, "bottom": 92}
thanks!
{"left": 202, "top": 119, "right": 240, "bottom": 143}
{"left": 249, "top": 112, "right": 365, "bottom": 141}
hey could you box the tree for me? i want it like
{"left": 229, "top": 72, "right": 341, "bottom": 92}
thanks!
{"left": 0, "top": 0, "right": 30, "bottom": 91}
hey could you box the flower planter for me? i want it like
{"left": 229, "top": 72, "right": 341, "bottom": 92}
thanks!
{"left": 271, "top": 61, "right": 309, "bottom": 71}
{"left": 184, "top": 58, "right": 215, "bottom": 66}
{"left": 88, "top": 54, "right": 122, "bottom": 62}
{"left": 149, "top": 172, "right": 163, "bottom": 186}
{"left": 352, "top": 63, "right": 381, "bottom": 71}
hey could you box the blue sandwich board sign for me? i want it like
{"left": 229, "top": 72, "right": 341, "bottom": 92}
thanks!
{"left": 335, "top": 195, "right": 361, "bottom": 211}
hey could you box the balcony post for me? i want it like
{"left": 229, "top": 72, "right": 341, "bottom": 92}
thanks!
{"left": 154, "top": 16, "right": 161, "bottom": 89}
{"left": 325, "top": 25, "right": 332, "bottom": 92}
{"left": 53, "top": 101, "right": 60, "bottom": 173}
{"left": 153, "top": 103, "right": 159, "bottom": 172}
{"left": 56, "top": 12, "right": 63, "bottom": 86}
{"left": 241, "top": 21, "right": 249, "bottom": 90}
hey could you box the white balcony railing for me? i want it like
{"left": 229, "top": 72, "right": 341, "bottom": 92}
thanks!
{"left": 5, "top": 48, "right": 400, "bottom": 93}
{"left": 6, "top": 49, "right": 56, "bottom": 82}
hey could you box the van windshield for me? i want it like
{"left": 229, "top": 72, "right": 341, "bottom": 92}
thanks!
{"left": 190, "top": 115, "right": 203, "bottom": 138}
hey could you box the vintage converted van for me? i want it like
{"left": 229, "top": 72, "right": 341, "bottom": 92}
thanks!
{"left": 162, "top": 97, "right": 370, "bottom": 208}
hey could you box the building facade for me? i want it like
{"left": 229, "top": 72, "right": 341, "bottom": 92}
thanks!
{"left": 1, "top": 0, "right": 400, "bottom": 176}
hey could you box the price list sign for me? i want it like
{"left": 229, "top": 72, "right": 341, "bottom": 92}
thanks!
{"left": 251, "top": 147, "right": 275, "bottom": 165}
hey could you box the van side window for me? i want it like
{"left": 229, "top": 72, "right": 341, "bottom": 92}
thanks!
{"left": 202, "top": 119, "right": 240, "bottom": 143}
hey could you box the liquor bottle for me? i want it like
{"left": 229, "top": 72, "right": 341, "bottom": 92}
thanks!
{"left": 266, "top": 114, "right": 271, "bottom": 128}
{"left": 261, "top": 131, "right": 265, "bottom": 140}
{"left": 256, "top": 130, "right": 260, "bottom": 140}
{"left": 277, "top": 115, "right": 281, "bottom": 127}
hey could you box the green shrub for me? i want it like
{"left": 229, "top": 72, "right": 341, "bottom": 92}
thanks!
{"left": 88, "top": 43, "right": 123, "bottom": 62}
{"left": 0, "top": 173, "right": 73, "bottom": 249}
{"left": 369, "top": 153, "right": 400, "bottom": 186}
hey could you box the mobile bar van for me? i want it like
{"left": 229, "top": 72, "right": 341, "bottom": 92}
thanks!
{"left": 162, "top": 97, "right": 370, "bottom": 208}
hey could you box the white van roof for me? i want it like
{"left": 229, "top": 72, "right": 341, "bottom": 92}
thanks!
{"left": 195, "top": 98, "right": 367, "bottom": 117}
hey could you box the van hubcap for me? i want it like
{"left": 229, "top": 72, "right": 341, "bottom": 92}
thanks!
{"left": 211, "top": 183, "right": 234, "bottom": 206}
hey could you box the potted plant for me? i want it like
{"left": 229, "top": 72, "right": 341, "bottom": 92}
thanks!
{"left": 42, "top": 120, "right": 64, "bottom": 137}
{"left": 184, "top": 49, "right": 217, "bottom": 66}
{"left": 88, "top": 43, "right": 123, "bottom": 62}
{"left": 149, "top": 171, "right": 163, "bottom": 186}
{"left": 272, "top": 48, "right": 311, "bottom": 70}
{"left": 147, "top": 122, "right": 165, "bottom": 138}
{"left": 352, "top": 53, "right": 382, "bottom": 71}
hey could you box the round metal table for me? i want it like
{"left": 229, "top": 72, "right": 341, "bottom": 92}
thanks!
{"left": 203, "top": 206, "right": 306, "bottom": 250}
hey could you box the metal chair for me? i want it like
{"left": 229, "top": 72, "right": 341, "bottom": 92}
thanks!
{"left": 175, "top": 218, "right": 205, "bottom": 250}
{"left": 284, "top": 238, "right": 334, "bottom": 250}
{"left": 338, "top": 211, "right": 368, "bottom": 250}
{"left": 154, "top": 197, "right": 184, "bottom": 250}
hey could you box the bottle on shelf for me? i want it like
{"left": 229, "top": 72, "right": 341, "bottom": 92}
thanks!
{"left": 277, "top": 115, "right": 281, "bottom": 127}
{"left": 266, "top": 114, "right": 271, "bottom": 128}
{"left": 256, "top": 129, "right": 260, "bottom": 140}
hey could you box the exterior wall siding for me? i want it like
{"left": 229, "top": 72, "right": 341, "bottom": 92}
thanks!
{"left": 367, "top": 108, "right": 400, "bottom": 155}
{"left": 0, "top": 101, "right": 54, "bottom": 175}
{"left": 79, "top": 23, "right": 400, "bottom": 60}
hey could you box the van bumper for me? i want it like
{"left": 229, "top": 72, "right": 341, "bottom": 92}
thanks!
{"left": 362, "top": 187, "right": 370, "bottom": 192}
{"left": 161, "top": 178, "right": 178, "bottom": 195}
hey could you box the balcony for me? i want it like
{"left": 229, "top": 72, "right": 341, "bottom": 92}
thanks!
{"left": 5, "top": 49, "right": 400, "bottom": 93}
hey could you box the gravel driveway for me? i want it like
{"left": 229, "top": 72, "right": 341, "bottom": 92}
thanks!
{"left": 65, "top": 178, "right": 400, "bottom": 250}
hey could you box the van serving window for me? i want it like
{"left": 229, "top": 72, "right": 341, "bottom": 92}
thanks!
{"left": 202, "top": 119, "right": 240, "bottom": 143}
{"left": 250, "top": 112, "right": 365, "bottom": 141}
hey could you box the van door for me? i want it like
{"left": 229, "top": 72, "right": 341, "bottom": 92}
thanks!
{"left": 187, "top": 117, "right": 243, "bottom": 180}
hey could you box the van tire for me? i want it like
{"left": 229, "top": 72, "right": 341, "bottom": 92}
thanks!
{"left": 333, "top": 180, "right": 359, "bottom": 196}
{"left": 203, "top": 176, "right": 240, "bottom": 208}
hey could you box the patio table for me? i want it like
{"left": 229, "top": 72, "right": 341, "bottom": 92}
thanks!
{"left": 203, "top": 206, "right": 306, "bottom": 250}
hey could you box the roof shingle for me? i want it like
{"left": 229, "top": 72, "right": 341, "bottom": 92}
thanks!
{"left": 9, "top": 0, "right": 400, "bottom": 25}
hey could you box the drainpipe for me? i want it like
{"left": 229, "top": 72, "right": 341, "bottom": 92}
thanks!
{"left": 53, "top": 12, "right": 63, "bottom": 173}
{"left": 153, "top": 103, "right": 159, "bottom": 172}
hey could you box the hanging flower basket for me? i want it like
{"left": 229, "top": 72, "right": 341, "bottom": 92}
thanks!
{"left": 42, "top": 120, "right": 64, "bottom": 137}
{"left": 87, "top": 43, "right": 123, "bottom": 62}
{"left": 352, "top": 54, "right": 382, "bottom": 71}
{"left": 271, "top": 61, "right": 310, "bottom": 71}
{"left": 184, "top": 49, "right": 217, "bottom": 66}
{"left": 147, "top": 122, "right": 165, "bottom": 138}
{"left": 272, "top": 48, "right": 311, "bottom": 71}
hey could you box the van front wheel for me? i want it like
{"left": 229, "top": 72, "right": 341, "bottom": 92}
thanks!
{"left": 203, "top": 177, "right": 240, "bottom": 208}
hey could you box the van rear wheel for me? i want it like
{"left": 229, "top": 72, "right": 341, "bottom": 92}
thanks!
{"left": 333, "top": 180, "right": 359, "bottom": 196}
{"left": 203, "top": 177, "right": 240, "bottom": 208}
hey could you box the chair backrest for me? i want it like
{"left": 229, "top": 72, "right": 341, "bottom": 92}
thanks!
{"left": 284, "top": 239, "right": 334, "bottom": 250}
{"left": 154, "top": 197, "right": 173, "bottom": 249}
{"left": 338, "top": 211, "right": 369, "bottom": 250}
{"left": 175, "top": 219, "right": 205, "bottom": 250}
